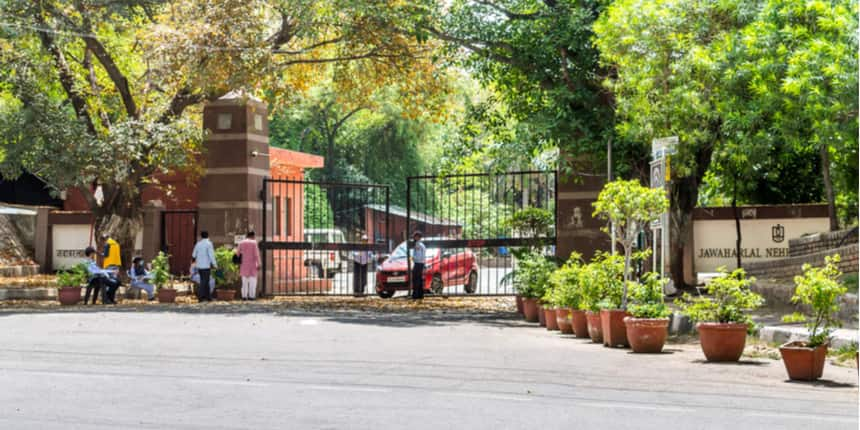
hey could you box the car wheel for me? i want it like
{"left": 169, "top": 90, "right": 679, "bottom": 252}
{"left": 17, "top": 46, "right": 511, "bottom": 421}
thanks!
{"left": 377, "top": 290, "right": 394, "bottom": 299}
{"left": 465, "top": 271, "right": 478, "bottom": 294}
{"left": 431, "top": 274, "right": 444, "bottom": 295}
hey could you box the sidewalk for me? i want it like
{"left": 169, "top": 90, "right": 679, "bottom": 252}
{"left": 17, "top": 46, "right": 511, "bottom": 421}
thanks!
{"left": 759, "top": 325, "right": 859, "bottom": 349}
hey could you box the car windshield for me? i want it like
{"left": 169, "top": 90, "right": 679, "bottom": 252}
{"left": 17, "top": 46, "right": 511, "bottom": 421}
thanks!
{"left": 389, "top": 243, "right": 439, "bottom": 260}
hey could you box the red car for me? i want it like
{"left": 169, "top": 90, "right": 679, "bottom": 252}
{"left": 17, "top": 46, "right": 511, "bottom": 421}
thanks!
{"left": 375, "top": 240, "right": 479, "bottom": 298}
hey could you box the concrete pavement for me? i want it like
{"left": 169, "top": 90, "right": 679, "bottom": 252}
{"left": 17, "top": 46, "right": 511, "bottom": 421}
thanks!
{"left": 0, "top": 307, "right": 856, "bottom": 429}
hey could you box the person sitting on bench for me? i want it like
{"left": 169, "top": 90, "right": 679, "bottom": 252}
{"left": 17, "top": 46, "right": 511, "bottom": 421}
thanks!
{"left": 128, "top": 257, "right": 156, "bottom": 301}
{"left": 84, "top": 246, "right": 120, "bottom": 304}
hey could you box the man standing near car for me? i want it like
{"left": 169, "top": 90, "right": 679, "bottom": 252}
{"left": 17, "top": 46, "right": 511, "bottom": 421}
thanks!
{"left": 410, "top": 231, "right": 426, "bottom": 300}
{"left": 192, "top": 231, "right": 217, "bottom": 302}
{"left": 352, "top": 234, "right": 372, "bottom": 297}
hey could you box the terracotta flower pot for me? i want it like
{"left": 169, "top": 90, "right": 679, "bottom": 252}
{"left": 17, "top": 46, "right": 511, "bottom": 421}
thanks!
{"left": 585, "top": 311, "right": 603, "bottom": 343}
{"left": 157, "top": 288, "right": 177, "bottom": 303}
{"left": 537, "top": 303, "right": 546, "bottom": 327}
{"left": 58, "top": 286, "right": 81, "bottom": 306}
{"left": 515, "top": 295, "right": 524, "bottom": 315}
{"left": 215, "top": 289, "right": 236, "bottom": 301}
{"left": 624, "top": 317, "right": 669, "bottom": 353}
{"left": 556, "top": 308, "right": 574, "bottom": 334}
{"left": 696, "top": 322, "right": 748, "bottom": 362}
{"left": 600, "top": 309, "right": 630, "bottom": 348}
{"left": 571, "top": 310, "right": 589, "bottom": 338}
{"left": 545, "top": 308, "right": 559, "bottom": 331}
{"left": 779, "top": 341, "right": 828, "bottom": 381}
{"left": 522, "top": 298, "right": 539, "bottom": 322}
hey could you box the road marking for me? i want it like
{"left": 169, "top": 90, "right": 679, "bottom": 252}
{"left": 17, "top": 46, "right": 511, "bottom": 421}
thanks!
{"left": 306, "top": 384, "right": 390, "bottom": 393}
{"left": 744, "top": 411, "right": 857, "bottom": 423}
{"left": 438, "top": 391, "right": 532, "bottom": 402}
{"left": 584, "top": 402, "right": 691, "bottom": 413}
{"left": 186, "top": 379, "right": 270, "bottom": 388}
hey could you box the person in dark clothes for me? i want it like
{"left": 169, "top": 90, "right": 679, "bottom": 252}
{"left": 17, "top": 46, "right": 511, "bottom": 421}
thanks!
{"left": 410, "top": 231, "right": 426, "bottom": 300}
{"left": 352, "top": 234, "right": 372, "bottom": 297}
{"left": 84, "top": 246, "right": 120, "bottom": 304}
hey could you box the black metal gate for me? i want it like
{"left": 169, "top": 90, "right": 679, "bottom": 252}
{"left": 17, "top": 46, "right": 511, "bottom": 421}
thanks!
{"left": 402, "top": 171, "right": 556, "bottom": 296}
{"left": 260, "top": 179, "right": 390, "bottom": 295}
{"left": 160, "top": 210, "right": 197, "bottom": 276}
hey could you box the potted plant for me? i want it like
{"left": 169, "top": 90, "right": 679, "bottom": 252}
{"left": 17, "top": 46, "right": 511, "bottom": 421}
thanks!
{"left": 541, "top": 284, "right": 560, "bottom": 331}
{"left": 506, "top": 208, "right": 554, "bottom": 316}
{"left": 549, "top": 253, "right": 585, "bottom": 335}
{"left": 57, "top": 263, "right": 88, "bottom": 305}
{"left": 593, "top": 179, "right": 669, "bottom": 348}
{"left": 676, "top": 267, "right": 763, "bottom": 362}
{"left": 591, "top": 252, "right": 625, "bottom": 347}
{"left": 151, "top": 251, "right": 176, "bottom": 303}
{"left": 624, "top": 273, "right": 671, "bottom": 353}
{"left": 779, "top": 255, "right": 847, "bottom": 381}
{"left": 514, "top": 251, "right": 554, "bottom": 323}
{"left": 213, "top": 245, "right": 240, "bottom": 300}
{"left": 578, "top": 255, "right": 620, "bottom": 343}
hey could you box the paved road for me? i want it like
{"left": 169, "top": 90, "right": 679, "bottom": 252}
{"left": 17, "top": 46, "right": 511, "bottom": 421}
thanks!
{"left": 0, "top": 308, "right": 856, "bottom": 429}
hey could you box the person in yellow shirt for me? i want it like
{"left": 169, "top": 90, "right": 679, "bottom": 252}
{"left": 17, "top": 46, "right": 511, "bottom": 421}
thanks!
{"left": 101, "top": 233, "right": 122, "bottom": 269}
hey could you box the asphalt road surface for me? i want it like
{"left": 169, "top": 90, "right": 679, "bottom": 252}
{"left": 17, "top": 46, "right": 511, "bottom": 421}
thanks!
{"left": 0, "top": 308, "right": 856, "bottom": 429}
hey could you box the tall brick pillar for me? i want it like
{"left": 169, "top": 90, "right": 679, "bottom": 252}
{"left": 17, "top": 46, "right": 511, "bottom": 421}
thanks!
{"left": 198, "top": 92, "right": 270, "bottom": 248}
{"left": 556, "top": 175, "right": 610, "bottom": 261}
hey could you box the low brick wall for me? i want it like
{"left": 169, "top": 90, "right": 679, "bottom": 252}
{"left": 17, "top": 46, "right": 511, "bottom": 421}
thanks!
{"left": 745, "top": 243, "right": 858, "bottom": 281}
{"left": 789, "top": 228, "right": 858, "bottom": 257}
{"left": 751, "top": 280, "right": 858, "bottom": 323}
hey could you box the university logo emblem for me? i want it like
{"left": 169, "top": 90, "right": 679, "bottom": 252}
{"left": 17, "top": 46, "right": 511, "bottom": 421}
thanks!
{"left": 772, "top": 224, "right": 785, "bottom": 243}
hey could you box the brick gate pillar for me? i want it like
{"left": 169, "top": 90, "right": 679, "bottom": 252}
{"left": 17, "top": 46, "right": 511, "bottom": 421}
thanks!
{"left": 197, "top": 92, "right": 270, "bottom": 248}
{"left": 556, "top": 175, "right": 610, "bottom": 262}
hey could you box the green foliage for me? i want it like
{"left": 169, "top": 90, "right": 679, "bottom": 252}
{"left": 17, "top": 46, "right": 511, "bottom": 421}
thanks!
{"left": 579, "top": 252, "right": 625, "bottom": 312}
{"left": 782, "top": 255, "right": 848, "bottom": 348}
{"left": 213, "top": 246, "right": 239, "bottom": 287}
{"left": 304, "top": 184, "right": 334, "bottom": 229}
{"left": 513, "top": 251, "right": 556, "bottom": 299}
{"left": 627, "top": 273, "right": 671, "bottom": 319}
{"left": 507, "top": 207, "right": 554, "bottom": 238}
{"left": 593, "top": 179, "right": 668, "bottom": 307}
{"left": 150, "top": 251, "right": 171, "bottom": 291}
{"left": 56, "top": 263, "right": 88, "bottom": 288}
{"left": 547, "top": 252, "right": 585, "bottom": 310}
{"left": 676, "top": 267, "right": 764, "bottom": 325}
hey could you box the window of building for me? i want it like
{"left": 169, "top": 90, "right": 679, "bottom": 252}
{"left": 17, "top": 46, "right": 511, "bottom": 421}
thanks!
{"left": 286, "top": 197, "right": 292, "bottom": 237}
{"left": 217, "top": 113, "right": 232, "bottom": 130}
{"left": 274, "top": 195, "right": 282, "bottom": 237}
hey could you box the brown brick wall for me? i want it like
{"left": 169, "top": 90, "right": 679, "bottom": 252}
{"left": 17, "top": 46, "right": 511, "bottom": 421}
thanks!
{"left": 745, "top": 243, "right": 859, "bottom": 281}
{"left": 788, "top": 228, "right": 858, "bottom": 257}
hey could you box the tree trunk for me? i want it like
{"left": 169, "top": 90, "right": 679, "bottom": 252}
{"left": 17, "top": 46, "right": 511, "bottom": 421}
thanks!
{"left": 820, "top": 144, "right": 838, "bottom": 231}
{"left": 732, "top": 182, "right": 742, "bottom": 269}
{"left": 91, "top": 187, "right": 144, "bottom": 274}
{"left": 669, "top": 176, "right": 699, "bottom": 291}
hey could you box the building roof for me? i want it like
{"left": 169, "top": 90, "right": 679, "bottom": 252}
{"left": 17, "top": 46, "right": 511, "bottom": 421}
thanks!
{"left": 365, "top": 204, "right": 460, "bottom": 227}
{"left": 270, "top": 147, "right": 325, "bottom": 177}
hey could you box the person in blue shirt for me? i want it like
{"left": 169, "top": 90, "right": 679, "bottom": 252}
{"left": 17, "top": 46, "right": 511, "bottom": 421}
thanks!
{"left": 128, "top": 257, "right": 156, "bottom": 301}
{"left": 189, "top": 259, "right": 215, "bottom": 295}
{"left": 191, "top": 230, "right": 217, "bottom": 302}
{"left": 84, "top": 246, "right": 120, "bottom": 304}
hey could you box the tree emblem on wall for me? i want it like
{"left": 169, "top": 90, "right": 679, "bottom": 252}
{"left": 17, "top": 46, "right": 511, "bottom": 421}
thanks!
{"left": 772, "top": 224, "right": 785, "bottom": 243}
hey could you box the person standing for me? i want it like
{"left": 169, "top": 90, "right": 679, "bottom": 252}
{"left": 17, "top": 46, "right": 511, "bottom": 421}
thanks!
{"left": 101, "top": 233, "right": 122, "bottom": 270}
{"left": 191, "top": 231, "right": 217, "bottom": 302}
{"left": 352, "top": 234, "right": 372, "bottom": 297}
{"left": 237, "top": 231, "right": 260, "bottom": 301}
{"left": 410, "top": 231, "right": 426, "bottom": 300}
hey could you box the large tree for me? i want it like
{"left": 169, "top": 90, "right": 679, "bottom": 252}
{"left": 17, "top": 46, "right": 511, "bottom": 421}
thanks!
{"left": 0, "top": 0, "right": 437, "bottom": 262}
{"left": 417, "top": 0, "right": 641, "bottom": 178}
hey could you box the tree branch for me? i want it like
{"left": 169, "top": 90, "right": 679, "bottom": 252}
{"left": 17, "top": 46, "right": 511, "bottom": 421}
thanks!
{"left": 75, "top": 13, "right": 138, "bottom": 119}
{"left": 33, "top": 13, "right": 97, "bottom": 135}
{"left": 474, "top": 0, "right": 543, "bottom": 20}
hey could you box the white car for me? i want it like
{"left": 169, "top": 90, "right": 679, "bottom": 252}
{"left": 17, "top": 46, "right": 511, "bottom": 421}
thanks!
{"left": 303, "top": 228, "right": 347, "bottom": 278}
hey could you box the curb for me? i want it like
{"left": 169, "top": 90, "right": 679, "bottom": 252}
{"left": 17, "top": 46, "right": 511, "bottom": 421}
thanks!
{"left": 0, "top": 284, "right": 195, "bottom": 301}
{"left": 759, "top": 325, "right": 859, "bottom": 349}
